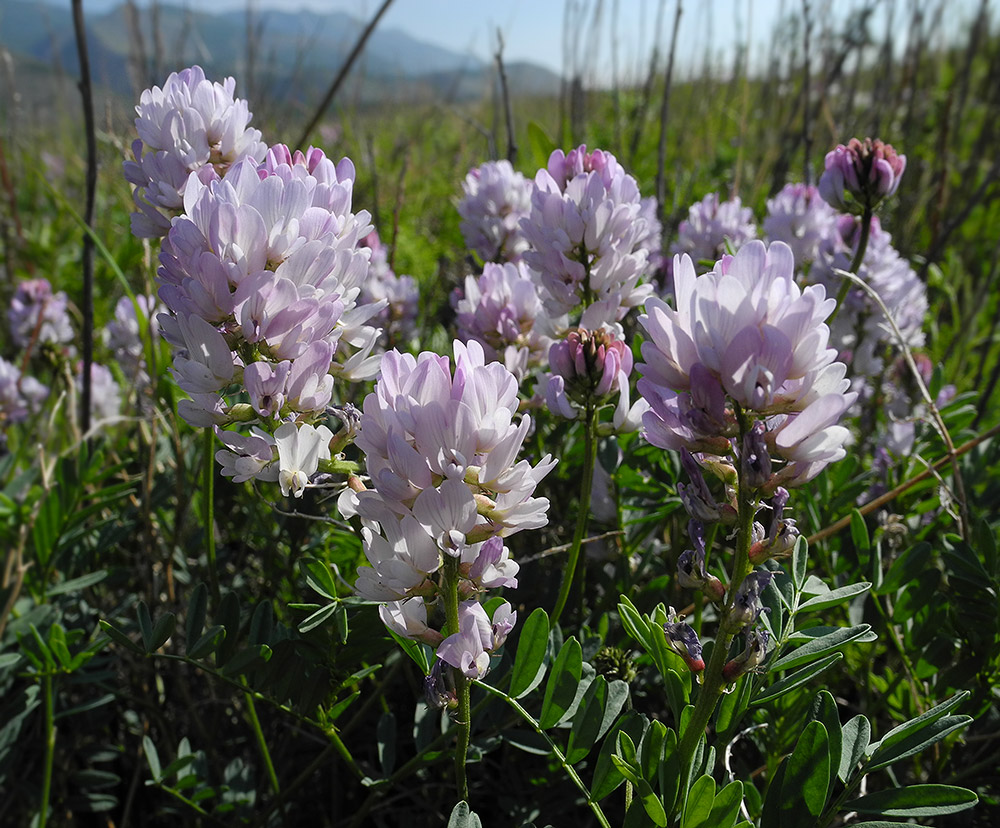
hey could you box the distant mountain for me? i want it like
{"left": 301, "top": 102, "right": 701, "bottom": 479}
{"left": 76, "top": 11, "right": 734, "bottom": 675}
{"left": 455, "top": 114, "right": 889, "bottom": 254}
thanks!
{"left": 0, "top": 0, "right": 561, "bottom": 109}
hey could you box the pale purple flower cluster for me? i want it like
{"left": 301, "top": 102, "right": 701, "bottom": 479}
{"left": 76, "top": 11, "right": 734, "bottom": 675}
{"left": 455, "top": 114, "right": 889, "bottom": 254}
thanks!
{"left": 157, "top": 143, "right": 381, "bottom": 440}
{"left": 671, "top": 193, "right": 756, "bottom": 270}
{"left": 104, "top": 296, "right": 163, "bottom": 389}
{"left": 458, "top": 160, "right": 533, "bottom": 263}
{"left": 638, "top": 240, "right": 857, "bottom": 487}
{"left": 819, "top": 137, "right": 906, "bottom": 215}
{"left": 123, "top": 66, "right": 267, "bottom": 238}
{"left": 453, "top": 261, "right": 559, "bottom": 380}
{"left": 348, "top": 340, "right": 555, "bottom": 680}
{"left": 521, "top": 146, "right": 653, "bottom": 322}
{"left": 359, "top": 230, "right": 419, "bottom": 349}
{"left": 763, "top": 183, "right": 840, "bottom": 269}
{"left": 77, "top": 362, "right": 121, "bottom": 425}
{"left": 0, "top": 356, "right": 47, "bottom": 426}
{"left": 8, "top": 278, "right": 74, "bottom": 349}
{"left": 812, "top": 215, "right": 927, "bottom": 379}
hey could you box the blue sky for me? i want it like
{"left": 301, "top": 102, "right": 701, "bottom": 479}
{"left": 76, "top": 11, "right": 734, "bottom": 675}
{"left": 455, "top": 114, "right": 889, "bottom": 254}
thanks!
{"left": 79, "top": 0, "right": 982, "bottom": 79}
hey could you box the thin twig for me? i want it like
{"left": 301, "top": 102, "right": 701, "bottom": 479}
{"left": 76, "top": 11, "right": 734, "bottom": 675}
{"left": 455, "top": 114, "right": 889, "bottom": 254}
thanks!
{"left": 832, "top": 267, "right": 971, "bottom": 539}
{"left": 71, "top": 0, "right": 97, "bottom": 436}
{"left": 494, "top": 30, "right": 517, "bottom": 165}
{"left": 295, "top": 0, "right": 394, "bottom": 150}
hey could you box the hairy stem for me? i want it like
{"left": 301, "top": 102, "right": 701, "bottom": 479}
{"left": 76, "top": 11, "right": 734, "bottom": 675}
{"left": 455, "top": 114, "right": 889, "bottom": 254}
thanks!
{"left": 674, "top": 410, "right": 755, "bottom": 802}
{"left": 203, "top": 429, "right": 219, "bottom": 601}
{"left": 550, "top": 401, "right": 597, "bottom": 628}
{"left": 243, "top": 688, "right": 280, "bottom": 795}
{"left": 829, "top": 204, "right": 872, "bottom": 324}
{"left": 443, "top": 554, "right": 470, "bottom": 801}
{"left": 38, "top": 673, "right": 56, "bottom": 828}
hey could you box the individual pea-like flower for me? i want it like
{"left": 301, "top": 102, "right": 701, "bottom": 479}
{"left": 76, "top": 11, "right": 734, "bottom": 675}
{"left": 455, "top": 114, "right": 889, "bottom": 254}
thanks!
{"left": 762, "top": 183, "right": 840, "bottom": 269}
{"left": 453, "top": 260, "right": 559, "bottom": 379}
{"left": 676, "top": 448, "right": 736, "bottom": 524}
{"left": 676, "top": 520, "right": 726, "bottom": 602}
{"left": 670, "top": 193, "right": 756, "bottom": 270}
{"left": 663, "top": 609, "right": 705, "bottom": 674}
{"left": 722, "top": 627, "right": 770, "bottom": 682}
{"left": 215, "top": 427, "right": 276, "bottom": 483}
{"left": 379, "top": 598, "right": 443, "bottom": 646}
{"left": 636, "top": 196, "right": 666, "bottom": 278}
{"left": 521, "top": 145, "right": 653, "bottom": 321}
{"left": 77, "top": 362, "right": 121, "bottom": 425}
{"left": 638, "top": 241, "right": 858, "bottom": 483}
{"left": 436, "top": 601, "right": 516, "bottom": 680}
{"left": 726, "top": 570, "right": 772, "bottom": 630}
{"left": 123, "top": 65, "right": 267, "bottom": 238}
{"left": 458, "top": 160, "right": 533, "bottom": 263}
{"left": 0, "top": 356, "right": 48, "bottom": 425}
{"left": 818, "top": 137, "right": 906, "bottom": 215}
{"left": 749, "top": 487, "right": 799, "bottom": 564}
{"left": 8, "top": 278, "right": 74, "bottom": 349}
{"left": 274, "top": 421, "right": 333, "bottom": 498}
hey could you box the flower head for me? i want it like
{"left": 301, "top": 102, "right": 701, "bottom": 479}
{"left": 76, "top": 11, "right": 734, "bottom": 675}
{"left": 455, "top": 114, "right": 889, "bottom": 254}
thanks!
{"left": 818, "top": 137, "right": 906, "bottom": 215}
{"left": 9, "top": 279, "right": 74, "bottom": 349}
{"left": 670, "top": 193, "right": 756, "bottom": 270}
{"left": 458, "top": 160, "right": 533, "bottom": 263}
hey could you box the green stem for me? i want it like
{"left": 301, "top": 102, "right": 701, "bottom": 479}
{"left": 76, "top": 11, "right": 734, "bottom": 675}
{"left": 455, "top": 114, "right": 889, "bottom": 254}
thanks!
{"left": 674, "top": 410, "right": 756, "bottom": 802}
{"left": 203, "top": 429, "right": 219, "bottom": 601}
{"left": 829, "top": 205, "right": 873, "bottom": 325}
{"left": 243, "top": 688, "right": 280, "bottom": 795}
{"left": 442, "top": 555, "right": 470, "bottom": 801}
{"left": 475, "top": 681, "right": 613, "bottom": 828}
{"left": 38, "top": 673, "right": 55, "bottom": 828}
{"left": 550, "top": 401, "right": 598, "bottom": 629}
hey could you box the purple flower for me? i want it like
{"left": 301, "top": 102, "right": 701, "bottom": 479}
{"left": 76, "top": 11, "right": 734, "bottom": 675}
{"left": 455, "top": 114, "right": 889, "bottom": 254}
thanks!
{"left": 670, "top": 193, "right": 757, "bottom": 270}
{"left": 722, "top": 628, "right": 770, "bottom": 682}
{"left": 453, "top": 260, "right": 558, "bottom": 379}
{"left": 727, "top": 570, "right": 772, "bottom": 630}
{"left": 663, "top": 609, "right": 705, "bottom": 673}
{"left": 77, "top": 362, "right": 121, "bottom": 425}
{"left": 0, "top": 356, "right": 47, "bottom": 425}
{"left": 274, "top": 421, "right": 333, "bottom": 498}
{"left": 123, "top": 65, "right": 267, "bottom": 238}
{"left": 818, "top": 137, "right": 906, "bottom": 215}
{"left": 8, "top": 279, "right": 74, "bottom": 349}
{"left": 637, "top": 241, "right": 857, "bottom": 481}
{"left": 436, "top": 601, "right": 495, "bottom": 680}
{"left": 458, "top": 160, "right": 533, "bottom": 263}
{"left": 676, "top": 520, "right": 726, "bottom": 601}
{"left": 359, "top": 231, "right": 419, "bottom": 349}
{"left": 521, "top": 146, "right": 653, "bottom": 321}
{"left": 104, "top": 295, "right": 163, "bottom": 388}
{"left": 215, "top": 427, "right": 276, "bottom": 483}
{"left": 763, "top": 183, "right": 840, "bottom": 268}
{"left": 379, "top": 598, "right": 443, "bottom": 645}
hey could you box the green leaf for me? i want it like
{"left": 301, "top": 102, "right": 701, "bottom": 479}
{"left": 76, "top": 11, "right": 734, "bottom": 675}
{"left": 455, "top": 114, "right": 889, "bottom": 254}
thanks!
{"left": 48, "top": 624, "right": 73, "bottom": 669}
{"left": 143, "top": 736, "right": 161, "bottom": 780}
{"left": 249, "top": 602, "right": 274, "bottom": 646}
{"left": 540, "top": 637, "right": 583, "bottom": 728}
{"left": 187, "top": 625, "right": 226, "bottom": 660}
{"left": 592, "top": 712, "right": 646, "bottom": 800}
{"left": 377, "top": 711, "right": 396, "bottom": 776}
{"left": 618, "top": 596, "right": 654, "bottom": 652}
{"left": 639, "top": 719, "right": 667, "bottom": 782}
{"left": 707, "top": 780, "right": 744, "bottom": 828}
{"left": 509, "top": 607, "right": 550, "bottom": 699}
{"left": 850, "top": 509, "right": 870, "bottom": 551}
{"left": 791, "top": 536, "right": 808, "bottom": 590}
{"left": 215, "top": 592, "right": 242, "bottom": 666}
{"left": 0, "top": 653, "right": 21, "bottom": 670}
{"left": 150, "top": 613, "right": 176, "bottom": 651}
{"left": 185, "top": 583, "right": 208, "bottom": 646}
{"left": 770, "top": 625, "right": 873, "bottom": 671}
{"left": 867, "top": 692, "right": 970, "bottom": 772}
{"left": 658, "top": 727, "right": 680, "bottom": 816}
{"left": 98, "top": 619, "right": 144, "bottom": 654}
{"left": 638, "top": 777, "right": 668, "bottom": 827}
{"left": 387, "top": 628, "right": 431, "bottom": 673}
{"left": 847, "top": 784, "right": 978, "bottom": 817}
{"left": 45, "top": 569, "right": 108, "bottom": 597}
{"left": 839, "top": 714, "right": 870, "bottom": 782}
{"left": 810, "top": 691, "right": 842, "bottom": 794}
{"left": 300, "top": 556, "right": 339, "bottom": 601}
{"left": 327, "top": 690, "right": 360, "bottom": 722}
{"left": 681, "top": 774, "right": 716, "bottom": 828}
{"left": 796, "top": 582, "right": 872, "bottom": 613}
{"left": 866, "top": 715, "right": 973, "bottom": 773}
{"left": 137, "top": 601, "right": 153, "bottom": 652}
{"left": 566, "top": 676, "right": 610, "bottom": 764}
{"left": 753, "top": 653, "right": 843, "bottom": 705}
{"left": 447, "top": 800, "right": 483, "bottom": 828}
{"left": 298, "top": 603, "right": 338, "bottom": 634}
{"left": 779, "top": 721, "right": 829, "bottom": 828}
